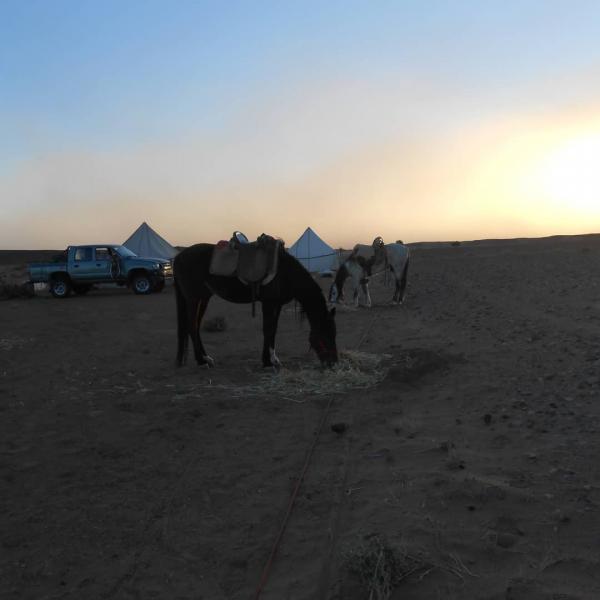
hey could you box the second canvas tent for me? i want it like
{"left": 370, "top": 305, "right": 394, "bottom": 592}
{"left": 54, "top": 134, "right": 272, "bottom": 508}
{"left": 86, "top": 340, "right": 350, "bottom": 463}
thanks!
{"left": 122, "top": 222, "right": 178, "bottom": 260}
{"left": 288, "top": 227, "right": 338, "bottom": 273}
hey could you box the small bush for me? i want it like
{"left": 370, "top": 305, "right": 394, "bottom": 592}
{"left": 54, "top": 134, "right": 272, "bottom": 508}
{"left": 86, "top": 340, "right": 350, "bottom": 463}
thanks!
{"left": 0, "top": 281, "right": 35, "bottom": 300}
{"left": 203, "top": 316, "right": 227, "bottom": 332}
{"left": 451, "top": 241, "right": 461, "bottom": 247}
{"left": 344, "top": 536, "right": 425, "bottom": 600}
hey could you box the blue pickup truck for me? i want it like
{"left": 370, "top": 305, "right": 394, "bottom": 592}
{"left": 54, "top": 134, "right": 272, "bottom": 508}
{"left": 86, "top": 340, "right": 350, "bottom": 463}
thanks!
{"left": 29, "top": 244, "right": 173, "bottom": 298}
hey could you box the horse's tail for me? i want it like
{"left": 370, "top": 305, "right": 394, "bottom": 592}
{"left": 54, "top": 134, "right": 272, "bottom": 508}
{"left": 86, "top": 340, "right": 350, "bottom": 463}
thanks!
{"left": 329, "top": 263, "right": 349, "bottom": 303}
{"left": 174, "top": 277, "right": 189, "bottom": 366}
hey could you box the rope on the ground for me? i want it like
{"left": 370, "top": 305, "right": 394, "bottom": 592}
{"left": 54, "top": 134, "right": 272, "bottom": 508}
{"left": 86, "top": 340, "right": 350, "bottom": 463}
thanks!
{"left": 357, "top": 312, "right": 380, "bottom": 349}
{"left": 254, "top": 394, "right": 335, "bottom": 599}
{"left": 253, "top": 311, "right": 381, "bottom": 597}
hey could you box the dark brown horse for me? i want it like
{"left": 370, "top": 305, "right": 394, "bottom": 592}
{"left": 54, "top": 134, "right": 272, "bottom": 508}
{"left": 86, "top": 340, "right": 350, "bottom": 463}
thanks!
{"left": 173, "top": 244, "right": 338, "bottom": 369}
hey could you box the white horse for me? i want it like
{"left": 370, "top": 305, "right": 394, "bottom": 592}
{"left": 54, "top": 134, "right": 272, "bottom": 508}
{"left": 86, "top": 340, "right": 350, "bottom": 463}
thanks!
{"left": 328, "top": 238, "right": 410, "bottom": 307}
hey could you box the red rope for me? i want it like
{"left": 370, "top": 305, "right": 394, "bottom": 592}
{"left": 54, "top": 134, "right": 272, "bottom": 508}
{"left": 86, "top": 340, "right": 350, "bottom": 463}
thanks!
{"left": 253, "top": 395, "right": 334, "bottom": 599}
{"left": 254, "top": 310, "right": 380, "bottom": 597}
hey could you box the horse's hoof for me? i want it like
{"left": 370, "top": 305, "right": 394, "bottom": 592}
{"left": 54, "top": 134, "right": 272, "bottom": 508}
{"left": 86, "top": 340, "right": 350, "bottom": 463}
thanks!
{"left": 200, "top": 355, "right": 215, "bottom": 368}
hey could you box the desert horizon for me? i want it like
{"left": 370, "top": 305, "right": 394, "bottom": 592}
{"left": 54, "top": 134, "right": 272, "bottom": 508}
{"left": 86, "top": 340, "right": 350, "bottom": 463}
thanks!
{"left": 3, "top": 228, "right": 600, "bottom": 254}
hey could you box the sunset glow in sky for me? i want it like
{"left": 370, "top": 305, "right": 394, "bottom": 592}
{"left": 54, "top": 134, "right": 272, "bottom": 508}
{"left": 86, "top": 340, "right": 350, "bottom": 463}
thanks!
{"left": 2, "top": 1, "right": 600, "bottom": 248}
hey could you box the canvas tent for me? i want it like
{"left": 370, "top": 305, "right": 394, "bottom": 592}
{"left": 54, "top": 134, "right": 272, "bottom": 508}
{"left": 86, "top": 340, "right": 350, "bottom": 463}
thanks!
{"left": 122, "top": 222, "right": 178, "bottom": 260}
{"left": 288, "top": 227, "right": 338, "bottom": 272}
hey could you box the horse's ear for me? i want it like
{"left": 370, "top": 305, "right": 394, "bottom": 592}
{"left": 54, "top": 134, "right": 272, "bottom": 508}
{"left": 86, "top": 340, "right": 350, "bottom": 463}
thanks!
{"left": 330, "top": 307, "right": 336, "bottom": 318}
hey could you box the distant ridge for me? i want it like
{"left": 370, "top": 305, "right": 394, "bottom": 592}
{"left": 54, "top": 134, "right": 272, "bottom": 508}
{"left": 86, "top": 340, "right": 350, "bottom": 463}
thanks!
{"left": 408, "top": 232, "right": 600, "bottom": 249}
{"left": 0, "top": 250, "right": 61, "bottom": 266}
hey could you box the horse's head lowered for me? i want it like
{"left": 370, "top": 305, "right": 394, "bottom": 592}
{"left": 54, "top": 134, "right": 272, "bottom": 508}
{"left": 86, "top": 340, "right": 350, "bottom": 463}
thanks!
{"left": 309, "top": 307, "right": 338, "bottom": 367}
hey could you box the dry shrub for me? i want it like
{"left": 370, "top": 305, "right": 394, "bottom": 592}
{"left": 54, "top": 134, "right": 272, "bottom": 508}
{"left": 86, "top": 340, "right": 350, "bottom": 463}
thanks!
{"left": 203, "top": 316, "right": 227, "bottom": 332}
{"left": 344, "top": 536, "right": 426, "bottom": 600}
{"left": 387, "top": 348, "right": 463, "bottom": 385}
{"left": 343, "top": 535, "right": 478, "bottom": 598}
{"left": 0, "top": 281, "right": 34, "bottom": 300}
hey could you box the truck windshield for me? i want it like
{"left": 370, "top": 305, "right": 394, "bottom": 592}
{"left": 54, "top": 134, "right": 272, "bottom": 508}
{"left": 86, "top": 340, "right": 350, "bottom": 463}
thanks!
{"left": 115, "top": 246, "right": 137, "bottom": 257}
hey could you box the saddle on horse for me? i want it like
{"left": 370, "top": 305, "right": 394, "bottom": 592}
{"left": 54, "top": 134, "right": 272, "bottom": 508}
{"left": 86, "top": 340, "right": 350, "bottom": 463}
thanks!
{"left": 209, "top": 231, "right": 281, "bottom": 285}
{"left": 350, "top": 236, "right": 387, "bottom": 276}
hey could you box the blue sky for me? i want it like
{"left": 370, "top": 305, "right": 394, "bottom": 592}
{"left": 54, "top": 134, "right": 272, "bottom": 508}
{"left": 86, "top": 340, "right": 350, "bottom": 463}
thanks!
{"left": 2, "top": 1, "right": 600, "bottom": 247}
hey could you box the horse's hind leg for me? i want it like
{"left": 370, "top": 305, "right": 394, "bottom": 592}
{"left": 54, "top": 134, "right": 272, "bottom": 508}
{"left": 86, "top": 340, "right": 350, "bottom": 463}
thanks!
{"left": 358, "top": 276, "right": 371, "bottom": 307}
{"left": 261, "top": 301, "right": 283, "bottom": 370}
{"left": 175, "top": 279, "right": 189, "bottom": 366}
{"left": 362, "top": 280, "right": 372, "bottom": 307}
{"left": 392, "top": 277, "right": 401, "bottom": 303}
{"left": 188, "top": 295, "right": 214, "bottom": 367}
{"left": 390, "top": 261, "right": 409, "bottom": 304}
{"left": 397, "top": 256, "right": 410, "bottom": 303}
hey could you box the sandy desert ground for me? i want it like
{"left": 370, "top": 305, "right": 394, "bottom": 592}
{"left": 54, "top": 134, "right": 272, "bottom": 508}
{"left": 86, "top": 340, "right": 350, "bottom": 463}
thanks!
{"left": 2, "top": 235, "right": 600, "bottom": 599}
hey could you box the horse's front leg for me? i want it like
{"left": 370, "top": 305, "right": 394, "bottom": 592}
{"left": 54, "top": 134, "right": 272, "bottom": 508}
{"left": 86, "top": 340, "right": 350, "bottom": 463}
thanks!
{"left": 261, "top": 301, "right": 283, "bottom": 370}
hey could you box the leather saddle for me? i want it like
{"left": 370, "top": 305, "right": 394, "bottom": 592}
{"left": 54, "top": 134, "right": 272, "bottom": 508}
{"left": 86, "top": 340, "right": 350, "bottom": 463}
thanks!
{"left": 209, "top": 231, "right": 281, "bottom": 286}
{"left": 350, "top": 236, "right": 387, "bottom": 276}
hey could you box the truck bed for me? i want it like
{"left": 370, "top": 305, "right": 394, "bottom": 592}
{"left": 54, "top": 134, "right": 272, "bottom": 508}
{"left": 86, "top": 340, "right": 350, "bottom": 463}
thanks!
{"left": 28, "top": 262, "right": 67, "bottom": 283}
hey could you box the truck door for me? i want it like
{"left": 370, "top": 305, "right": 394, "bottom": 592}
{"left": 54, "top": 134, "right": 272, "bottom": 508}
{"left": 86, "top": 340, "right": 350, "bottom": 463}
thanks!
{"left": 71, "top": 247, "right": 95, "bottom": 280}
{"left": 91, "top": 247, "right": 114, "bottom": 281}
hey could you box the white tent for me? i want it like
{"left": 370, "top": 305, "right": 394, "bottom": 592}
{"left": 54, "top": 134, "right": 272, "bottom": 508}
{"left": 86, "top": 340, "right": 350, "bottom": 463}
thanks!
{"left": 288, "top": 227, "right": 338, "bottom": 272}
{"left": 122, "top": 222, "right": 178, "bottom": 260}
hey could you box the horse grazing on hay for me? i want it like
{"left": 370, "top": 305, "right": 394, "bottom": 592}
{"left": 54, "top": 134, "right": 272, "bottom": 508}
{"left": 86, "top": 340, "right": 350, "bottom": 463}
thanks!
{"left": 329, "top": 237, "right": 410, "bottom": 307}
{"left": 173, "top": 241, "right": 338, "bottom": 369}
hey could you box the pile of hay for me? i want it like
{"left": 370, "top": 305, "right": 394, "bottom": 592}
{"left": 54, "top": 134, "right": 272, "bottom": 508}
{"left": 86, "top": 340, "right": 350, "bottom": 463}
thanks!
{"left": 172, "top": 351, "right": 391, "bottom": 401}
{"left": 227, "top": 350, "right": 390, "bottom": 398}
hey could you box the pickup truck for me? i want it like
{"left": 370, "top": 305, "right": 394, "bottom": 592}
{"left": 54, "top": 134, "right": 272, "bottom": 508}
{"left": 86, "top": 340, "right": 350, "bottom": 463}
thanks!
{"left": 29, "top": 244, "right": 173, "bottom": 298}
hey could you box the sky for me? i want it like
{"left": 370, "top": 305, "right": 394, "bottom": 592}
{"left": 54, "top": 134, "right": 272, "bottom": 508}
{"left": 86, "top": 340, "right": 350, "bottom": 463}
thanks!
{"left": 2, "top": 0, "right": 600, "bottom": 249}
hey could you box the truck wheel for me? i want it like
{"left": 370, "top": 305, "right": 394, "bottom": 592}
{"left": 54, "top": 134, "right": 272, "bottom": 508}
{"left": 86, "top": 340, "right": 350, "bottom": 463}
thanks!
{"left": 132, "top": 273, "right": 152, "bottom": 295}
{"left": 73, "top": 284, "right": 91, "bottom": 295}
{"left": 50, "top": 276, "right": 71, "bottom": 298}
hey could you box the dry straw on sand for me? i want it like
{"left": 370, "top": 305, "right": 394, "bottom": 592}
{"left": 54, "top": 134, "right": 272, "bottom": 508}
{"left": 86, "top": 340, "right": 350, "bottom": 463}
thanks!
{"left": 343, "top": 535, "right": 478, "bottom": 599}
{"left": 192, "top": 350, "right": 391, "bottom": 399}
{"left": 258, "top": 350, "right": 390, "bottom": 397}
